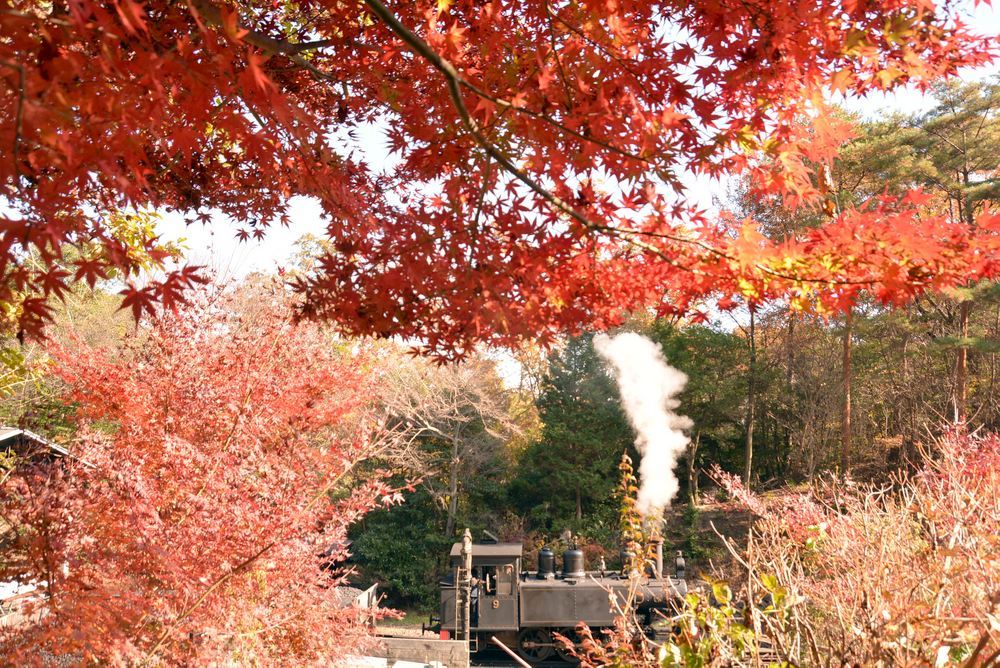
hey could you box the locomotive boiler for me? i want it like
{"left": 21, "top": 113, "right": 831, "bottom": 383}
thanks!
{"left": 429, "top": 535, "right": 687, "bottom": 663}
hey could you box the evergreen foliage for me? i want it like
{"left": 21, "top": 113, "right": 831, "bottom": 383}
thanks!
{"left": 508, "top": 333, "right": 634, "bottom": 532}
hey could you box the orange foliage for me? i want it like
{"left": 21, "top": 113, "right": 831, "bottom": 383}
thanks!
{"left": 0, "top": 0, "right": 997, "bottom": 356}
{"left": 0, "top": 287, "right": 402, "bottom": 664}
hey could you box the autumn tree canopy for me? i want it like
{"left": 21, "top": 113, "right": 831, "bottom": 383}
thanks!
{"left": 1, "top": 0, "right": 997, "bottom": 356}
{"left": 0, "top": 286, "right": 402, "bottom": 663}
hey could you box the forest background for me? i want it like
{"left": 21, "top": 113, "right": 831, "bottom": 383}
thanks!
{"left": 4, "top": 78, "right": 998, "bottom": 614}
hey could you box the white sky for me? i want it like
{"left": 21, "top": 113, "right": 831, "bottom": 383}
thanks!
{"left": 157, "top": 2, "right": 1000, "bottom": 279}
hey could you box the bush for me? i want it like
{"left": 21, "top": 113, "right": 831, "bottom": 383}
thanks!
{"left": 571, "top": 429, "right": 1000, "bottom": 666}
{"left": 350, "top": 489, "right": 452, "bottom": 611}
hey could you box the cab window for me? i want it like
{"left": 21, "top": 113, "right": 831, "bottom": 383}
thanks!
{"left": 481, "top": 565, "right": 497, "bottom": 594}
{"left": 496, "top": 563, "right": 514, "bottom": 595}
{"left": 480, "top": 563, "right": 514, "bottom": 596}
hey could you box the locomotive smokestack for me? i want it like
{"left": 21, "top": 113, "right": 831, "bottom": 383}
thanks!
{"left": 651, "top": 536, "right": 663, "bottom": 579}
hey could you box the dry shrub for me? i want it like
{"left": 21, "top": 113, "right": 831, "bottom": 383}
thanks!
{"left": 574, "top": 430, "right": 999, "bottom": 667}
{"left": 712, "top": 429, "right": 999, "bottom": 666}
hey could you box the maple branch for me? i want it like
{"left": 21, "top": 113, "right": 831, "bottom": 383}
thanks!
{"left": 217, "top": 609, "right": 305, "bottom": 639}
{"left": 364, "top": 0, "right": 891, "bottom": 291}
{"left": 0, "top": 9, "right": 72, "bottom": 27}
{"left": 172, "top": 317, "right": 297, "bottom": 531}
{"left": 363, "top": 2, "right": 579, "bottom": 213}
{"left": 1, "top": 59, "right": 27, "bottom": 190}
{"left": 362, "top": 0, "right": 698, "bottom": 267}
{"left": 469, "top": 155, "right": 492, "bottom": 263}
{"left": 144, "top": 457, "right": 366, "bottom": 661}
{"left": 459, "top": 78, "right": 658, "bottom": 169}
{"left": 144, "top": 540, "right": 278, "bottom": 661}
{"left": 188, "top": 0, "right": 335, "bottom": 81}
{"left": 542, "top": 0, "right": 576, "bottom": 107}
{"left": 364, "top": 3, "right": 658, "bottom": 169}
{"left": 287, "top": 38, "right": 339, "bottom": 53}
{"left": 543, "top": 4, "right": 655, "bottom": 100}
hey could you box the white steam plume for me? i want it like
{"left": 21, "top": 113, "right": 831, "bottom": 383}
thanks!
{"left": 594, "top": 332, "right": 693, "bottom": 516}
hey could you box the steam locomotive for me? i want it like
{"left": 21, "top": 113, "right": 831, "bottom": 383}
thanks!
{"left": 430, "top": 536, "right": 687, "bottom": 663}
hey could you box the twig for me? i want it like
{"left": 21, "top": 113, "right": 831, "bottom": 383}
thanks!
{"left": 142, "top": 459, "right": 365, "bottom": 662}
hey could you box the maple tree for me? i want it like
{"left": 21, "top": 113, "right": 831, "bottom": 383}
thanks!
{"left": 1, "top": 0, "right": 998, "bottom": 356}
{"left": 0, "top": 285, "right": 402, "bottom": 664}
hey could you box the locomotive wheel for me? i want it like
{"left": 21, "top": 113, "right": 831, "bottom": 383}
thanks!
{"left": 554, "top": 627, "right": 582, "bottom": 664}
{"left": 516, "top": 628, "right": 554, "bottom": 663}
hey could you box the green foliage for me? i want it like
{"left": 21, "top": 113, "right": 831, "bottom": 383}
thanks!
{"left": 0, "top": 344, "right": 75, "bottom": 440}
{"left": 102, "top": 211, "right": 186, "bottom": 274}
{"left": 510, "top": 323, "right": 752, "bottom": 546}
{"left": 679, "top": 503, "right": 713, "bottom": 562}
{"left": 349, "top": 489, "right": 452, "bottom": 610}
{"left": 617, "top": 452, "right": 644, "bottom": 565}
{"left": 0, "top": 345, "right": 36, "bottom": 397}
{"left": 837, "top": 80, "right": 1000, "bottom": 216}
{"left": 654, "top": 571, "right": 806, "bottom": 667}
{"left": 508, "top": 333, "right": 635, "bottom": 531}
{"left": 657, "top": 589, "right": 756, "bottom": 668}
{"left": 1, "top": 286, "right": 130, "bottom": 439}
{"left": 648, "top": 322, "right": 748, "bottom": 478}
{"left": 459, "top": 454, "right": 519, "bottom": 535}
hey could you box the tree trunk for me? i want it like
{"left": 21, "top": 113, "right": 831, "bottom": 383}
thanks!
{"left": 575, "top": 484, "right": 582, "bottom": 521}
{"left": 786, "top": 310, "right": 795, "bottom": 387}
{"left": 687, "top": 430, "right": 701, "bottom": 505}
{"left": 902, "top": 330, "right": 912, "bottom": 446}
{"left": 841, "top": 309, "right": 853, "bottom": 476}
{"left": 743, "top": 309, "right": 757, "bottom": 486}
{"left": 783, "top": 311, "right": 795, "bottom": 472}
{"left": 955, "top": 171, "right": 974, "bottom": 424}
{"left": 446, "top": 439, "right": 459, "bottom": 537}
{"left": 992, "top": 305, "right": 999, "bottom": 425}
{"left": 955, "top": 299, "right": 970, "bottom": 423}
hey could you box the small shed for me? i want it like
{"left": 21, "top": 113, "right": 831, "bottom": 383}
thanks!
{"left": 1, "top": 427, "right": 72, "bottom": 625}
{"left": 0, "top": 427, "right": 70, "bottom": 462}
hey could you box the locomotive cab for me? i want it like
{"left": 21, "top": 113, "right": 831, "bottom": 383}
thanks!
{"left": 438, "top": 543, "right": 521, "bottom": 635}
